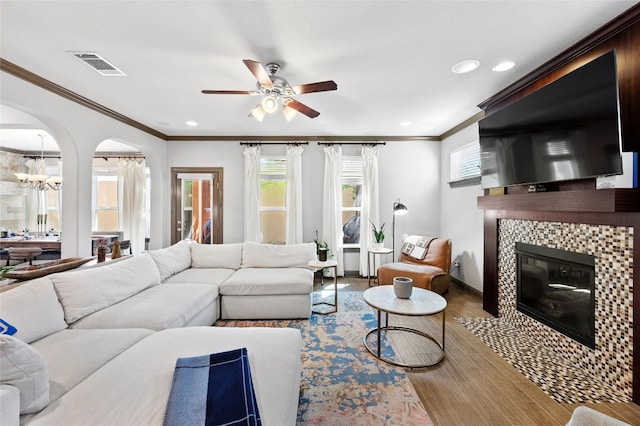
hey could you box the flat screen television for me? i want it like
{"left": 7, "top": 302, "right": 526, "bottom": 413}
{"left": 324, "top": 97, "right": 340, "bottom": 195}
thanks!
{"left": 479, "top": 50, "right": 623, "bottom": 189}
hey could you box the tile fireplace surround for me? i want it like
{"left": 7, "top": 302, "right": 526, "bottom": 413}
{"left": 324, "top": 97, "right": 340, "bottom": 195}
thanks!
{"left": 498, "top": 219, "right": 633, "bottom": 400}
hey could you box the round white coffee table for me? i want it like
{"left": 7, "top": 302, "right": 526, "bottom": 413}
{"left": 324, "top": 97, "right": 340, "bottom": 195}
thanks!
{"left": 363, "top": 286, "right": 447, "bottom": 368}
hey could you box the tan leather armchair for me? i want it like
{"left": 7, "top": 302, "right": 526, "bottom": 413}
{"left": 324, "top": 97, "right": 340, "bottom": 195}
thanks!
{"left": 377, "top": 238, "right": 452, "bottom": 294}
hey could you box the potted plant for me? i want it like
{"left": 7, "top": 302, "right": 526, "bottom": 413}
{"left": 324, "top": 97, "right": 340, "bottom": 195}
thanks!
{"left": 314, "top": 230, "right": 330, "bottom": 262}
{"left": 370, "top": 221, "right": 385, "bottom": 249}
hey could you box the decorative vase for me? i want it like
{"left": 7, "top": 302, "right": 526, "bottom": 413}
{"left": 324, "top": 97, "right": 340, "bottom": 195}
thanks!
{"left": 97, "top": 247, "right": 106, "bottom": 263}
{"left": 318, "top": 248, "right": 328, "bottom": 262}
{"left": 373, "top": 242, "right": 384, "bottom": 250}
{"left": 111, "top": 240, "right": 121, "bottom": 259}
{"left": 393, "top": 276, "right": 413, "bottom": 299}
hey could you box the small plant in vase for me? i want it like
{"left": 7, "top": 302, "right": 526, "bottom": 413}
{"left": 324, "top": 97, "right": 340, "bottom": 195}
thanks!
{"left": 370, "top": 221, "right": 385, "bottom": 249}
{"left": 96, "top": 238, "right": 110, "bottom": 263}
{"left": 314, "top": 230, "right": 331, "bottom": 262}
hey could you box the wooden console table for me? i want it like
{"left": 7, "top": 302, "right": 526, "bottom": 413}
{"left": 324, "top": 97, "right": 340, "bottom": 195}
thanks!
{"left": 0, "top": 236, "right": 61, "bottom": 251}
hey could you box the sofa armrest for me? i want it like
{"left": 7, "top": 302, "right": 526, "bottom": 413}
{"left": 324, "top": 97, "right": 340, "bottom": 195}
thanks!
{"left": 0, "top": 384, "right": 20, "bottom": 426}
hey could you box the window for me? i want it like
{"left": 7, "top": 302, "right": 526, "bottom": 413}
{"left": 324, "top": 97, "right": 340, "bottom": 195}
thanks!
{"left": 342, "top": 156, "right": 362, "bottom": 246}
{"left": 449, "top": 141, "right": 481, "bottom": 187}
{"left": 91, "top": 158, "right": 151, "bottom": 236}
{"left": 260, "top": 156, "right": 286, "bottom": 244}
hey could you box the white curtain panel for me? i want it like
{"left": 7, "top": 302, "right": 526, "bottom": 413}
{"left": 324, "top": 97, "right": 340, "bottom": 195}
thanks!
{"left": 243, "top": 145, "right": 262, "bottom": 243}
{"left": 322, "top": 146, "right": 344, "bottom": 276}
{"left": 117, "top": 158, "right": 146, "bottom": 255}
{"left": 285, "top": 145, "right": 304, "bottom": 244}
{"left": 56, "top": 158, "right": 63, "bottom": 228}
{"left": 359, "top": 145, "right": 380, "bottom": 276}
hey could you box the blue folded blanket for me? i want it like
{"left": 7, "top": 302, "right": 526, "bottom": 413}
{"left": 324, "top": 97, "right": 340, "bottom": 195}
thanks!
{"left": 163, "top": 348, "right": 262, "bottom": 426}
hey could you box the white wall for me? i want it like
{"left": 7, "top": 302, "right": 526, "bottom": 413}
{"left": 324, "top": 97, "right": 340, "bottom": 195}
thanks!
{"left": 1, "top": 72, "right": 168, "bottom": 256}
{"left": 167, "top": 140, "right": 442, "bottom": 272}
{"left": 1, "top": 69, "right": 446, "bottom": 276}
{"left": 440, "top": 123, "right": 484, "bottom": 292}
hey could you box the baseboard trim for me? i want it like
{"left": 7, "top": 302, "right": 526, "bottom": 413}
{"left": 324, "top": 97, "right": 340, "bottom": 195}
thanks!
{"left": 452, "top": 277, "right": 482, "bottom": 298}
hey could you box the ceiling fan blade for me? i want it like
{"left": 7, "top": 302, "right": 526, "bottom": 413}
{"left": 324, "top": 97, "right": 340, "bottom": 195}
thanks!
{"left": 201, "top": 90, "right": 257, "bottom": 95}
{"left": 286, "top": 99, "right": 320, "bottom": 118}
{"left": 243, "top": 59, "right": 274, "bottom": 89}
{"left": 290, "top": 80, "right": 337, "bottom": 95}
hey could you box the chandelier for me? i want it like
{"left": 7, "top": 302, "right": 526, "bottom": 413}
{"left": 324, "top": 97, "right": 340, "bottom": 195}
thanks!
{"left": 14, "top": 134, "right": 62, "bottom": 191}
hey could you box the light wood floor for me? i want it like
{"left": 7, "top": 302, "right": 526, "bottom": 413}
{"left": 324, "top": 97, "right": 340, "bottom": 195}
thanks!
{"left": 336, "top": 277, "right": 640, "bottom": 426}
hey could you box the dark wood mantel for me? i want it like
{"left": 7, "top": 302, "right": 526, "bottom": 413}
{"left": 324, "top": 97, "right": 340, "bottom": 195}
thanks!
{"left": 477, "top": 189, "right": 640, "bottom": 213}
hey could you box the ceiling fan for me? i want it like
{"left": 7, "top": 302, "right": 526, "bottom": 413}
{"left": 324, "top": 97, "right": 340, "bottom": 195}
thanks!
{"left": 202, "top": 59, "right": 337, "bottom": 121}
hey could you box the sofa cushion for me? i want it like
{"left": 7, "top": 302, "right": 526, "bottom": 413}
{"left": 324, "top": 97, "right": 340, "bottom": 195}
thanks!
{"left": 241, "top": 241, "right": 316, "bottom": 268}
{"left": 220, "top": 268, "right": 313, "bottom": 296}
{"left": 0, "top": 278, "right": 68, "bottom": 344}
{"left": 30, "top": 328, "right": 153, "bottom": 404}
{"left": 50, "top": 253, "right": 161, "bottom": 324}
{"left": 0, "top": 335, "right": 49, "bottom": 414}
{"left": 163, "top": 268, "right": 235, "bottom": 286}
{"left": 149, "top": 240, "right": 192, "bottom": 281}
{"left": 191, "top": 242, "right": 243, "bottom": 269}
{"left": 25, "top": 327, "right": 302, "bottom": 426}
{"left": 69, "top": 284, "right": 218, "bottom": 330}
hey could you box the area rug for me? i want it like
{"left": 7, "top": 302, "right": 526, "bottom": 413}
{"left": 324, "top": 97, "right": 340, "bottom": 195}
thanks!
{"left": 457, "top": 317, "right": 629, "bottom": 404}
{"left": 216, "top": 291, "right": 433, "bottom": 425}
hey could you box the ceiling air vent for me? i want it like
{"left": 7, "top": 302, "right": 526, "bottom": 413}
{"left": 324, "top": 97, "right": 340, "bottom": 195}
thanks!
{"left": 68, "top": 52, "right": 126, "bottom": 76}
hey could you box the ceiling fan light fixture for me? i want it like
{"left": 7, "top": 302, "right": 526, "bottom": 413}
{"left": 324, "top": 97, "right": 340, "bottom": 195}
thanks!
{"left": 250, "top": 105, "right": 266, "bottom": 122}
{"left": 282, "top": 105, "right": 297, "bottom": 122}
{"left": 261, "top": 96, "right": 278, "bottom": 113}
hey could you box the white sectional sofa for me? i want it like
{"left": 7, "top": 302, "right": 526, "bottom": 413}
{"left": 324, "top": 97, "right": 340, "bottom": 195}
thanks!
{"left": 156, "top": 240, "right": 317, "bottom": 319}
{"left": 0, "top": 240, "right": 316, "bottom": 426}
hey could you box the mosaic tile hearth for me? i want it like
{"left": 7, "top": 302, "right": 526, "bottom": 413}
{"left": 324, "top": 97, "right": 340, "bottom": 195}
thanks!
{"left": 498, "top": 219, "right": 633, "bottom": 401}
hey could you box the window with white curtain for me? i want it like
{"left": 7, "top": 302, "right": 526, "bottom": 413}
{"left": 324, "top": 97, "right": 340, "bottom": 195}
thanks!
{"left": 91, "top": 159, "right": 151, "bottom": 237}
{"left": 342, "top": 155, "right": 362, "bottom": 246}
{"left": 260, "top": 156, "right": 286, "bottom": 244}
{"left": 449, "top": 141, "right": 481, "bottom": 187}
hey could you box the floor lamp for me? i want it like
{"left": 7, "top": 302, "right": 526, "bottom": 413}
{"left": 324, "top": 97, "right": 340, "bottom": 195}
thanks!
{"left": 392, "top": 199, "right": 408, "bottom": 259}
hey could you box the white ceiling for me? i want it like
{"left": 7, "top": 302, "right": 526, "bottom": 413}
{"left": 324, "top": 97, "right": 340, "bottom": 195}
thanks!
{"left": 0, "top": 0, "right": 637, "bottom": 149}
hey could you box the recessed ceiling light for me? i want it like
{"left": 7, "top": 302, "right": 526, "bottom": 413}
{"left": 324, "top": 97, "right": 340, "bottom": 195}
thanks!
{"left": 400, "top": 121, "right": 411, "bottom": 127}
{"left": 492, "top": 61, "right": 516, "bottom": 72}
{"left": 185, "top": 121, "right": 198, "bottom": 126}
{"left": 452, "top": 60, "right": 480, "bottom": 74}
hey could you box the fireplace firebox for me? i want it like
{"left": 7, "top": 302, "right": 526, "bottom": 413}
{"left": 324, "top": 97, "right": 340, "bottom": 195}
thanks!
{"left": 516, "top": 242, "right": 595, "bottom": 349}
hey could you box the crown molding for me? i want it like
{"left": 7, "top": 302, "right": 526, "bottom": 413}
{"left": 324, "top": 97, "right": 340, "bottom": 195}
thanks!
{"left": 0, "top": 58, "right": 168, "bottom": 140}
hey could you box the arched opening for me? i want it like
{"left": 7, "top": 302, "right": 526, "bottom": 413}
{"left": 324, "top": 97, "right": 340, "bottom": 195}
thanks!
{"left": 1, "top": 108, "right": 64, "bottom": 264}
{"left": 91, "top": 139, "right": 150, "bottom": 256}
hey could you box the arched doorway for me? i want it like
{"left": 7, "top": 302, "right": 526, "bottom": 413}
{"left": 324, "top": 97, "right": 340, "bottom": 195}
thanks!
{"left": 0, "top": 125, "right": 63, "bottom": 261}
{"left": 92, "top": 139, "right": 149, "bottom": 255}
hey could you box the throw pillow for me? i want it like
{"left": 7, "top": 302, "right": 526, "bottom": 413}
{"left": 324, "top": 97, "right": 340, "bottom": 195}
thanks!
{"left": 401, "top": 235, "right": 436, "bottom": 260}
{"left": 0, "top": 335, "right": 49, "bottom": 414}
{"left": 0, "top": 319, "right": 17, "bottom": 336}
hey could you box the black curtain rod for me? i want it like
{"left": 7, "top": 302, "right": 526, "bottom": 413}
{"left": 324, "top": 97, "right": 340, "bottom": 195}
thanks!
{"left": 317, "top": 141, "right": 386, "bottom": 146}
{"left": 239, "top": 142, "right": 309, "bottom": 146}
{"left": 95, "top": 155, "right": 145, "bottom": 160}
{"left": 23, "top": 155, "right": 61, "bottom": 159}
{"left": 22, "top": 154, "right": 145, "bottom": 159}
